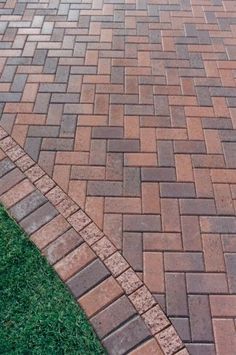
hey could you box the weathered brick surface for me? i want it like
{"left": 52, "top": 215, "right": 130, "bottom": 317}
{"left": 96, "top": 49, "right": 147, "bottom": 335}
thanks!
{"left": 10, "top": 190, "right": 47, "bottom": 221}
{"left": 66, "top": 259, "right": 110, "bottom": 299}
{"left": 42, "top": 228, "right": 83, "bottom": 265}
{"left": 1, "top": 0, "right": 236, "bottom": 351}
{"left": 78, "top": 276, "right": 123, "bottom": 317}
{"left": 90, "top": 295, "right": 136, "bottom": 338}
{"left": 103, "top": 316, "right": 151, "bottom": 355}
{"left": 54, "top": 243, "right": 96, "bottom": 281}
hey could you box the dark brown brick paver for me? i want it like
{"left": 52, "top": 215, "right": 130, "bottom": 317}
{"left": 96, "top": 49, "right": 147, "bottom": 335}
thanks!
{"left": 1, "top": 0, "right": 236, "bottom": 353}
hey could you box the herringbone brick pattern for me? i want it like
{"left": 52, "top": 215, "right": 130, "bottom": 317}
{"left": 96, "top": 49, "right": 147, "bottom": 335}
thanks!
{"left": 0, "top": 0, "right": 236, "bottom": 353}
{"left": 0, "top": 128, "right": 185, "bottom": 355}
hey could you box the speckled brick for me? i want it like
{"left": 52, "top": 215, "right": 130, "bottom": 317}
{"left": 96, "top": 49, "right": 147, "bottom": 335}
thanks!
{"left": 156, "top": 326, "right": 183, "bottom": 355}
{"left": 67, "top": 210, "right": 91, "bottom": 232}
{"left": 104, "top": 251, "right": 129, "bottom": 277}
{"left": 15, "top": 155, "right": 35, "bottom": 171}
{"left": 7, "top": 145, "right": 25, "bottom": 161}
{"left": 117, "top": 268, "right": 142, "bottom": 295}
{"left": 142, "top": 305, "right": 170, "bottom": 335}
{"left": 92, "top": 236, "right": 116, "bottom": 260}
{"left": 25, "top": 165, "right": 45, "bottom": 182}
{"left": 56, "top": 197, "right": 78, "bottom": 218}
{"left": 46, "top": 186, "right": 67, "bottom": 205}
{"left": 35, "top": 175, "right": 55, "bottom": 194}
{"left": 79, "top": 222, "right": 104, "bottom": 245}
{"left": 129, "top": 286, "right": 156, "bottom": 314}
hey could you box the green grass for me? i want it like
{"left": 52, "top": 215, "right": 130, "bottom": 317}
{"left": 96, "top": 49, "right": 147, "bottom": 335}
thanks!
{"left": 0, "top": 205, "right": 105, "bottom": 355}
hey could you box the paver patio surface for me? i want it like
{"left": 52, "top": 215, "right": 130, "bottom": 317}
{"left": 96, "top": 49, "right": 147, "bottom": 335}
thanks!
{"left": 0, "top": 0, "right": 236, "bottom": 354}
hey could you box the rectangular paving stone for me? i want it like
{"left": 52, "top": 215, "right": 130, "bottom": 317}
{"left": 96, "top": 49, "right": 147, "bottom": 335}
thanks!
{"left": 42, "top": 228, "right": 83, "bottom": 265}
{"left": 166, "top": 273, "right": 188, "bottom": 316}
{"left": 89, "top": 139, "right": 106, "bottom": 166}
{"left": 54, "top": 243, "right": 96, "bottom": 281}
{"left": 180, "top": 199, "right": 216, "bottom": 215}
{"left": 123, "top": 232, "right": 143, "bottom": 272}
{"left": 200, "top": 216, "right": 236, "bottom": 233}
{"left": 71, "top": 166, "right": 105, "bottom": 180}
{"left": 143, "top": 233, "right": 182, "bottom": 251}
{"left": 157, "top": 141, "right": 175, "bottom": 167}
{"left": 0, "top": 179, "right": 35, "bottom": 209}
{"left": 154, "top": 96, "right": 169, "bottom": 116}
{"left": 161, "top": 198, "right": 181, "bottom": 232}
{"left": 186, "top": 273, "right": 228, "bottom": 294}
{"left": 174, "top": 140, "right": 206, "bottom": 154}
{"left": 160, "top": 182, "right": 195, "bottom": 198}
{"left": 102, "top": 316, "right": 151, "bottom": 355}
{"left": 108, "top": 139, "right": 140, "bottom": 152}
{"left": 0, "top": 168, "right": 24, "bottom": 196}
{"left": 10, "top": 190, "right": 47, "bottom": 222}
{"left": 87, "top": 181, "right": 122, "bottom": 196}
{"left": 20, "top": 202, "right": 58, "bottom": 235}
{"left": 210, "top": 295, "right": 236, "bottom": 317}
{"left": 164, "top": 252, "right": 204, "bottom": 272}
{"left": 144, "top": 252, "right": 164, "bottom": 293}
{"left": 34, "top": 93, "right": 50, "bottom": 114}
{"left": 51, "top": 93, "right": 80, "bottom": 103}
{"left": 60, "top": 115, "right": 77, "bottom": 138}
{"left": 125, "top": 105, "right": 154, "bottom": 116}
{"left": 124, "top": 167, "right": 141, "bottom": 197}
{"left": 181, "top": 216, "right": 202, "bottom": 251}
{"left": 223, "top": 142, "right": 236, "bottom": 168}
{"left": 0, "top": 158, "right": 15, "bottom": 178}
{"left": 11, "top": 74, "right": 27, "bottom": 92}
{"left": 31, "top": 214, "right": 70, "bottom": 250}
{"left": 224, "top": 253, "right": 236, "bottom": 293}
{"left": 170, "top": 318, "right": 190, "bottom": 343}
{"left": 189, "top": 295, "right": 214, "bottom": 342}
{"left": 105, "top": 198, "right": 141, "bottom": 214}
{"left": 24, "top": 137, "right": 42, "bottom": 161}
{"left": 28, "top": 126, "right": 60, "bottom": 138}
{"left": 92, "top": 127, "right": 123, "bottom": 139}
{"left": 141, "top": 168, "right": 176, "bottom": 182}
{"left": 41, "top": 138, "right": 74, "bottom": 151}
{"left": 66, "top": 259, "right": 110, "bottom": 298}
{"left": 78, "top": 276, "right": 123, "bottom": 318}
{"left": 123, "top": 215, "right": 161, "bottom": 232}
{"left": 39, "top": 83, "right": 66, "bottom": 93}
{"left": 90, "top": 295, "right": 136, "bottom": 338}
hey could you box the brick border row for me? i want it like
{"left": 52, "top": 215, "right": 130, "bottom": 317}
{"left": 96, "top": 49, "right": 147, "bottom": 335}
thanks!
{"left": 0, "top": 126, "right": 188, "bottom": 355}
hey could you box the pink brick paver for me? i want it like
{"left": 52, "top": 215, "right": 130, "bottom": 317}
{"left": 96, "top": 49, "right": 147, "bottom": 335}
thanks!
{"left": 1, "top": 0, "right": 236, "bottom": 353}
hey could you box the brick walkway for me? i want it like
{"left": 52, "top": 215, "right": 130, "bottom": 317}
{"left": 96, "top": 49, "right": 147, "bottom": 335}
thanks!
{"left": 0, "top": 0, "right": 236, "bottom": 354}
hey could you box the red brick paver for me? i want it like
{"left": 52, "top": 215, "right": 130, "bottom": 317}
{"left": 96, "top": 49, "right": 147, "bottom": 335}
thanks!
{"left": 0, "top": 128, "right": 184, "bottom": 355}
{"left": 1, "top": 0, "right": 236, "bottom": 353}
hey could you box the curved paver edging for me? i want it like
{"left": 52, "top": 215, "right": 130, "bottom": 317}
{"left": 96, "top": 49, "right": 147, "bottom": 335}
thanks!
{"left": 1, "top": 0, "right": 236, "bottom": 353}
{"left": 0, "top": 127, "right": 188, "bottom": 354}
